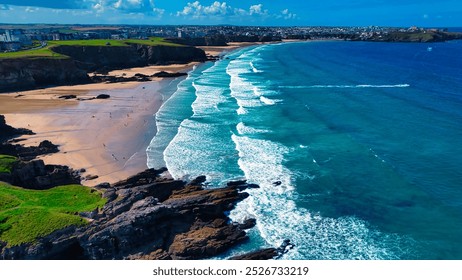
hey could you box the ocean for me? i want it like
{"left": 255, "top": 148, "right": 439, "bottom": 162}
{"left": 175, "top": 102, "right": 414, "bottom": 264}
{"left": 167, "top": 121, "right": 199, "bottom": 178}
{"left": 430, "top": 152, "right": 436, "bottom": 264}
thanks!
{"left": 147, "top": 40, "right": 462, "bottom": 260}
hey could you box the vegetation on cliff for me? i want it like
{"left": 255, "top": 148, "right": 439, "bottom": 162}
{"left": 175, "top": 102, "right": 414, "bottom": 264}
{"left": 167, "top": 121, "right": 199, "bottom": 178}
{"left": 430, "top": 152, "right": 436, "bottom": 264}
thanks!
{"left": 0, "top": 183, "right": 106, "bottom": 246}
{"left": 0, "top": 155, "right": 17, "bottom": 174}
{"left": 0, "top": 37, "right": 183, "bottom": 60}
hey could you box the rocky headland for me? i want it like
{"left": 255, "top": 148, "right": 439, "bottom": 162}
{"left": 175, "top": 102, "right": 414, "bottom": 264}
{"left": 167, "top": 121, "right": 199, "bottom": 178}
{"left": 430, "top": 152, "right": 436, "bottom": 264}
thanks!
{"left": 0, "top": 116, "right": 280, "bottom": 260}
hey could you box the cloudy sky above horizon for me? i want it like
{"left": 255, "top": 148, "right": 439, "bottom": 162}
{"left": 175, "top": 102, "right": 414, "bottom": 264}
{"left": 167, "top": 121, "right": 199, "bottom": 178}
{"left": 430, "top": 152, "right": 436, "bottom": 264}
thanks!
{"left": 0, "top": 1, "right": 460, "bottom": 27}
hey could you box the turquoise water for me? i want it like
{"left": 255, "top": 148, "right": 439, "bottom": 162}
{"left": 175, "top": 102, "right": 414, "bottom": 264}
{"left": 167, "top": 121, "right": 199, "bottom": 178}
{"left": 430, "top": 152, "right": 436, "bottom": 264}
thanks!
{"left": 147, "top": 40, "right": 462, "bottom": 259}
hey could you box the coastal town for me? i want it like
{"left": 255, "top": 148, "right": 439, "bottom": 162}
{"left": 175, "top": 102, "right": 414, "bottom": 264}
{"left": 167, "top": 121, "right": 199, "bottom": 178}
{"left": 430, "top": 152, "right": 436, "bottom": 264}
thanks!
{"left": 1, "top": 24, "right": 459, "bottom": 52}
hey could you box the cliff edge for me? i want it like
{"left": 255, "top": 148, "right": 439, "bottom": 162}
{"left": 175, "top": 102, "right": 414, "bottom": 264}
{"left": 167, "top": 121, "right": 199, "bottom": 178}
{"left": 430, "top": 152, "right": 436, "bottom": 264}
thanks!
{"left": 0, "top": 44, "right": 207, "bottom": 93}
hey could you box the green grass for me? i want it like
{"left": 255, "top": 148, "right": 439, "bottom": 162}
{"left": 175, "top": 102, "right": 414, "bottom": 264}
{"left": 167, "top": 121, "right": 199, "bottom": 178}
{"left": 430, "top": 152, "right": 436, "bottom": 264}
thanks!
{"left": 0, "top": 183, "right": 106, "bottom": 246}
{"left": 0, "top": 155, "right": 17, "bottom": 174}
{"left": 0, "top": 46, "right": 66, "bottom": 59}
{"left": 47, "top": 37, "right": 183, "bottom": 47}
{"left": 124, "top": 37, "right": 183, "bottom": 47}
{"left": 47, "top": 39, "right": 129, "bottom": 47}
{"left": 0, "top": 37, "right": 183, "bottom": 59}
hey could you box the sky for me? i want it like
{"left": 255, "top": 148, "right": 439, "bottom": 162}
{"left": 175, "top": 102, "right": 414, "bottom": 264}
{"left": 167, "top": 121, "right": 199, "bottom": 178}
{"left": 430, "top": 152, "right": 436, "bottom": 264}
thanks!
{"left": 0, "top": 1, "right": 461, "bottom": 27}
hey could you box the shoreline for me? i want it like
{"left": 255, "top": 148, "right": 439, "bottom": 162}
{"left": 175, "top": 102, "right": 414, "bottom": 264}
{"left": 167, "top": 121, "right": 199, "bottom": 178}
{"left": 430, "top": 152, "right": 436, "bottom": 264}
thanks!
{"left": 1, "top": 63, "right": 196, "bottom": 186}
{"left": 0, "top": 43, "right": 255, "bottom": 186}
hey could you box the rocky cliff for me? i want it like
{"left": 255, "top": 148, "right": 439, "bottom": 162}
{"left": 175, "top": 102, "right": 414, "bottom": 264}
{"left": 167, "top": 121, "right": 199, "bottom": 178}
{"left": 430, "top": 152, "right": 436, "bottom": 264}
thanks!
{"left": 0, "top": 57, "right": 90, "bottom": 93}
{"left": 51, "top": 44, "right": 207, "bottom": 72}
{"left": 134, "top": 44, "right": 207, "bottom": 65}
{"left": 0, "top": 170, "right": 258, "bottom": 260}
{"left": 0, "top": 44, "right": 207, "bottom": 93}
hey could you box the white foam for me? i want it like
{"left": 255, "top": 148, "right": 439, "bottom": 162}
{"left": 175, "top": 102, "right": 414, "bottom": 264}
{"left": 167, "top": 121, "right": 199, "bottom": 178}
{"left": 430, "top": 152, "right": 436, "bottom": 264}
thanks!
{"left": 227, "top": 57, "right": 263, "bottom": 114}
{"left": 236, "top": 122, "right": 271, "bottom": 135}
{"left": 229, "top": 132, "right": 409, "bottom": 259}
{"left": 250, "top": 61, "right": 263, "bottom": 73}
{"left": 260, "top": 96, "right": 281, "bottom": 105}
{"left": 237, "top": 106, "right": 247, "bottom": 115}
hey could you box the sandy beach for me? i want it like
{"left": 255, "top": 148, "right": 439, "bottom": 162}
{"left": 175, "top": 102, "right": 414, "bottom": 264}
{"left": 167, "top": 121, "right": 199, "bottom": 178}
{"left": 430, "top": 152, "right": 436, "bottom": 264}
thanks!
{"left": 1, "top": 62, "right": 197, "bottom": 186}
{"left": 0, "top": 43, "right": 255, "bottom": 186}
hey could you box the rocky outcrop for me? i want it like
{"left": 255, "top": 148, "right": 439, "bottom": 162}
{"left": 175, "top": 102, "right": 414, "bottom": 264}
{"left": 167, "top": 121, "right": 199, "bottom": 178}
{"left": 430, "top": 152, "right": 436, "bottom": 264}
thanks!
{"left": 0, "top": 58, "right": 90, "bottom": 93}
{"left": 5, "top": 160, "right": 81, "bottom": 190}
{"left": 1, "top": 120, "right": 81, "bottom": 189}
{"left": 0, "top": 139, "right": 59, "bottom": 161}
{"left": 152, "top": 71, "right": 187, "bottom": 78}
{"left": 0, "top": 115, "right": 33, "bottom": 141}
{"left": 228, "top": 239, "right": 295, "bottom": 260}
{"left": 229, "top": 248, "right": 278, "bottom": 260}
{"left": 1, "top": 170, "right": 257, "bottom": 260}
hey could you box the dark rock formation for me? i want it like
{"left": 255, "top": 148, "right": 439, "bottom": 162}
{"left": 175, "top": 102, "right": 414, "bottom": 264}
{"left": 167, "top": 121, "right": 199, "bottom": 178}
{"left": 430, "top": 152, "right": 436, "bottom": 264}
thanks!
{"left": 0, "top": 115, "right": 34, "bottom": 141}
{"left": 0, "top": 58, "right": 90, "bottom": 93}
{"left": 51, "top": 44, "right": 206, "bottom": 72}
{"left": 229, "top": 239, "right": 295, "bottom": 260}
{"left": 135, "top": 45, "right": 207, "bottom": 65}
{"left": 9, "top": 160, "right": 81, "bottom": 190}
{"left": 0, "top": 140, "right": 59, "bottom": 161}
{"left": 51, "top": 45, "right": 146, "bottom": 72}
{"left": 96, "top": 94, "right": 110, "bottom": 99}
{"left": 0, "top": 169, "right": 257, "bottom": 260}
{"left": 229, "top": 248, "right": 278, "bottom": 260}
{"left": 58, "top": 94, "right": 77, "bottom": 100}
{"left": 1, "top": 119, "right": 81, "bottom": 189}
{"left": 152, "top": 71, "right": 187, "bottom": 78}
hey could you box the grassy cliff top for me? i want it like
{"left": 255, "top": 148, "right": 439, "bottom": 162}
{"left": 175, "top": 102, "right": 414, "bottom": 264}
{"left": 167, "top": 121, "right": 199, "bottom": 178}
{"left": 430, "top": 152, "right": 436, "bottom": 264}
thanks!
{"left": 0, "top": 155, "right": 17, "bottom": 174}
{"left": 0, "top": 182, "right": 106, "bottom": 246}
{"left": 0, "top": 37, "right": 183, "bottom": 60}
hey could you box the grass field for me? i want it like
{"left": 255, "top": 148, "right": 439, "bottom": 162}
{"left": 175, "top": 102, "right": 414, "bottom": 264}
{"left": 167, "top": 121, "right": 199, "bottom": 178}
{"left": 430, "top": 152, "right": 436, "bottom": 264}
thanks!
{"left": 0, "top": 182, "right": 106, "bottom": 246}
{"left": 0, "top": 37, "right": 183, "bottom": 59}
{"left": 0, "top": 46, "right": 67, "bottom": 59}
{"left": 0, "top": 155, "right": 17, "bottom": 174}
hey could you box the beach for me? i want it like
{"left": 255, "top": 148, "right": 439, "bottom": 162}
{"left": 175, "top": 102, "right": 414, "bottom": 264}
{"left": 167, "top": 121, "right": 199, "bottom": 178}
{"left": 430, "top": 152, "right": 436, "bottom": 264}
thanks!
{"left": 0, "top": 44, "right": 252, "bottom": 186}
{"left": 1, "top": 62, "right": 198, "bottom": 186}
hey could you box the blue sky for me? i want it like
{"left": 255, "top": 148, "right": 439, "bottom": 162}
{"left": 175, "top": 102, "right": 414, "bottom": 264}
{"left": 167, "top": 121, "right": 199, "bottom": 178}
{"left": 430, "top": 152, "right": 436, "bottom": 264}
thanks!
{"left": 0, "top": 1, "right": 461, "bottom": 27}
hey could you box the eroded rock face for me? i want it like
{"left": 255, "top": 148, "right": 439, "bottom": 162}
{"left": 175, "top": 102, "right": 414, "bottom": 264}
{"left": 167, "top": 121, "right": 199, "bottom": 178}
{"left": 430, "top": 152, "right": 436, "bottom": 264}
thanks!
{"left": 0, "top": 58, "right": 90, "bottom": 93}
{"left": 0, "top": 44, "right": 207, "bottom": 93}
{"left": 1, "top": 169, "right": 257, "bottom": 260}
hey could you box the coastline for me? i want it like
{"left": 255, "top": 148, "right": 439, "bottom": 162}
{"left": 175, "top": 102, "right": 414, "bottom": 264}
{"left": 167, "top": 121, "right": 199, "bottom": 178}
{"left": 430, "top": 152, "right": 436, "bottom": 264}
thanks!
{"left": 0, "top": 43, "right": 255, "bottom": 186}
{"left": 1, "top": 63, "right": 197, "bottom": 186}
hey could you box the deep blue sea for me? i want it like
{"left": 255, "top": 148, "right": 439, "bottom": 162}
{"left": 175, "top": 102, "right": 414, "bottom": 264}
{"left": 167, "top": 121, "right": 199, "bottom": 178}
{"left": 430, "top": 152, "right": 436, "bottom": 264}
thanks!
{"left": 147, "top": 40, "right": 462, "bottom": 260}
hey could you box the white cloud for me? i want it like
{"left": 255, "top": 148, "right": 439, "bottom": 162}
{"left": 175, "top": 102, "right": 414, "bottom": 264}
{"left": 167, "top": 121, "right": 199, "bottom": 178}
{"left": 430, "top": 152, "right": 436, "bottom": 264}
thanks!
{"left": 84, "top": 0, "right": 163, "bottom": 15}
{"left": 177, "top": 1, "right": 273, "bottom": 19}
{"left": 177, "top": 1, "right": 232, "bottom": 18}
{"left": 281, "top": 8, "right": 296, "bottom": 20}
{"left": 249, "top": 4, "right": 267, "bottom": 15}
{"left": 93, "top": 2, "right": 104, "bottom": 13}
